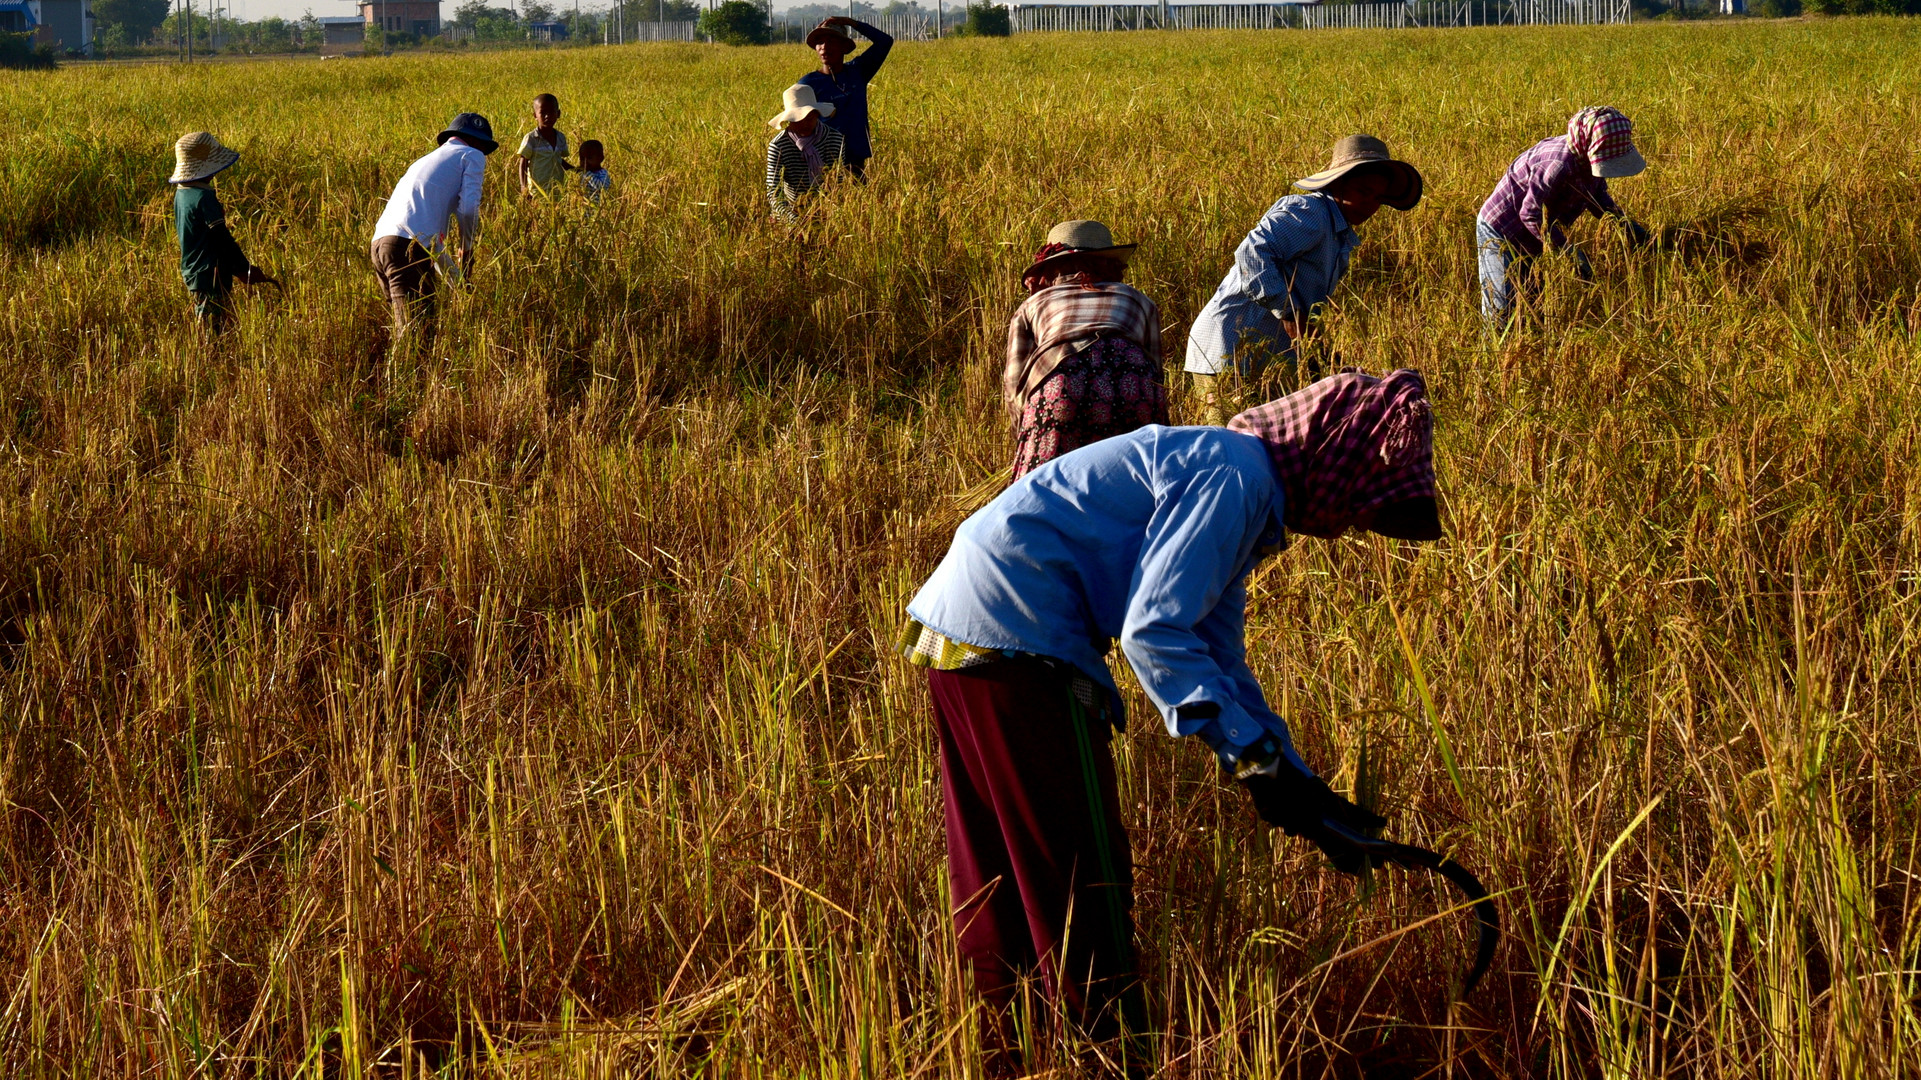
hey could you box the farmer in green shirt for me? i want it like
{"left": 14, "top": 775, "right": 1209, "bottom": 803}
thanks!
{"left": 168, "top": 132, "right": 276, "bottom": 331}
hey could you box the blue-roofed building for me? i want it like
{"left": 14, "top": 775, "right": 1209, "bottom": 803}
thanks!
{"left": 1, "top": 0, "right": 95, "bottom": 54}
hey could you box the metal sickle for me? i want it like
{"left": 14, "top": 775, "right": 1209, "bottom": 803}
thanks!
{"left": 1326, "top": 822, "right": 1500, "bottom": 996}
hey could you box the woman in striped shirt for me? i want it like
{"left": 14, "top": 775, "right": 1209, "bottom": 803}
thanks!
{"left": 765, "top": 84, "right": 845, "bottom": 225}
{"left": 1004, "top": 219, "right": 1167, "bottom": 479}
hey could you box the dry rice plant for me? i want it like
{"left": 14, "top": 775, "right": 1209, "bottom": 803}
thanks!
{"left": 3, "top": 16, "right": 1921, "bottom": 1077}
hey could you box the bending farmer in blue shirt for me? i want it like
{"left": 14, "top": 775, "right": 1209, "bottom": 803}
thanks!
{"left": 798, "top": 16, "right": 893, "bottom": 181}
{"left": 1186, "top": 135, "right": 1423, "bottom": 423}
{"left": 898, "top": 369, "right": 1442, "bottom": 1069}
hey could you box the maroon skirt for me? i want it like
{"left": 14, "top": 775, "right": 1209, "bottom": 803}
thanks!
{"left": 1011, "top": 337, "right": 1169, "bottom": 479}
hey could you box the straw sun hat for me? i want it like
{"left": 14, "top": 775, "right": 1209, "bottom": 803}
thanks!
{"left": 168, "top": 131, "right": 240, "bottom": 184}
{"left": 769, "top": 84, "right": 836, "bottom": 130}
{"left": 1025, "top": 219, "right": 1137, "bottom": 275}
{"left": 1293, "top": 134, "right": 1424, "bottom": 211}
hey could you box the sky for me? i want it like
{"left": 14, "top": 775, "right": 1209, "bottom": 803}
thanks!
{"left": 219, "top": 0, "right": 620, "bottom": 25}
{"left": 224, "top": 0, "right": 917, "bottom": 28}
{"left": 217, "top": 0, "right": 355, "bottom": 24}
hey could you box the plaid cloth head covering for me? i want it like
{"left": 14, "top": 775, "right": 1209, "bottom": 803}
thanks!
{"left": 1021, "top": 241, "right": 1074, "bottom": 292}
{"left": 1227, "top": 369, "right": 1436, "bottom": 539}
{"left": 1566, "top": 106, "right": 1644, "bottom": 177}
{"left": 1031, "top": 242, "right": 1072, "bottom": 264}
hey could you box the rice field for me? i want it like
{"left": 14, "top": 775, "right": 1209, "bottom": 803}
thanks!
{"left": 3, "top": 16, "right": 1921, "bottom": 1077}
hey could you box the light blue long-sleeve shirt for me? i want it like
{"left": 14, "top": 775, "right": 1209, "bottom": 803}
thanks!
{"left": 906, "top": 425, "right": 1307, "bottom": 769}
{"left": 1184, "top": 192, "right": 1357, "bottom": 376}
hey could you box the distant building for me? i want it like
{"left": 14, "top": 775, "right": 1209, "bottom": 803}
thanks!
{"left": 357, "top": 0, "right": 440, "bottom": 37}
{"left": 526, "top": 18, "right": 566, "bottom": 40}
{"left": 317, "top": 14, "right": 365, "bottom": 45}
{"left": 0, "top": 0, "right": 94, "bottom": 54}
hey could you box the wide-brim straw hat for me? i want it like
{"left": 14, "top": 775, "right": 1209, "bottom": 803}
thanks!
{"left": 436, "top": 112, "right": 499, "bottom": 155}
{"left": 168, "top": 131, "right": 240, "bottom": 184}
{"left": 769, "top": 83, "right": 837, "bottom": 130}
{"left": 1025, "top": 219, "right": 1137, "bottom": 275}
{"left": 805, "top": 22, "right": 854, "bottom": 47}
{"left": 1293, "top": 134, "right": 1423, "bottom": 211}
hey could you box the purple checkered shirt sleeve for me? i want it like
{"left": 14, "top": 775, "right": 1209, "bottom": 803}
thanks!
{"left": 1587, "top": 174, "right": 1621, "bottom": 219}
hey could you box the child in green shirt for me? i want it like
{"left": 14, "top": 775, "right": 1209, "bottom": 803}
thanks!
{"left": 516, "top": 93, "right": 572, "bottom": 198}
{"left": 168, "top": 131, "right": 275, "bottom": 330}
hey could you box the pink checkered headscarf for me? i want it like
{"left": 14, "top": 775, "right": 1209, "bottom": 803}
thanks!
{"left": 1566, "top": 106, "right": 1639, "bottom": 174}
{"left": 1227, "top": 369, "right": 1436, "bottom": 539}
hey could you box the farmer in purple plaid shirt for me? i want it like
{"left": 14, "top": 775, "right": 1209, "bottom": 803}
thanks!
{"left": 899, "top": 369, "right": 1440, "bottom": 1069}
{"left": 1478, "top": 106, "right": 1653, "bottom": 328}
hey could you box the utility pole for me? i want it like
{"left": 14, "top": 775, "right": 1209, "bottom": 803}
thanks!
{"left": 184, "top": 0, "right": 192, "bottom": 59}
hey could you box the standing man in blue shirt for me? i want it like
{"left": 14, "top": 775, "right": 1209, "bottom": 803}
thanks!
{"left": 799, "top": 16, "right": 893, "bottom": 181}
{"left": 1185, "top": 135, "right": 1423, "bottom": 423}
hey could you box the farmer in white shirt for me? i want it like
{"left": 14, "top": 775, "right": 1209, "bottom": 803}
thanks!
{"left": 370, "top": 112, "right": 497, "bottom": 337}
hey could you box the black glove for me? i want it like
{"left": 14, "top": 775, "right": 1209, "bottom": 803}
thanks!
{"left": 1232, "top": 738, "right": 1386, "bottom": 875}
{"left": 1621, "top": 218, "right": 1652, "bottom": 250}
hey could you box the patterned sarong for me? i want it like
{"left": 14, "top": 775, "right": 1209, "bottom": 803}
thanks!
{"left": 1011, "top": 337, "right": 1168, "bottom": 479}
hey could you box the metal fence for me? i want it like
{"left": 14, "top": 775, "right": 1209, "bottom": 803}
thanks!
{"left": 1010, "top": 0, "right": 1629, "bottom": 31}
{"left": 772, "top": 14, "right": 945, "bottom": 43}
{"left": 607, "top": 19, "right": 698, "bottom": 42}
{"left": 866, "top": 13, "right": 942, "bottom": 39}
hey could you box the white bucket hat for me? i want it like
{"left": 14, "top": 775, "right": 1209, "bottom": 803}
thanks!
{"left": 768, "top": 84, "right": 836, "bottom": 130}
{"left": 168, "top": 131, "right": 240, "bottom": 184}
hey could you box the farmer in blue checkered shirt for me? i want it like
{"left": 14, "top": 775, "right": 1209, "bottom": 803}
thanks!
{"left": 1184, "top": 135, "right": 1422, "bottom": 424}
